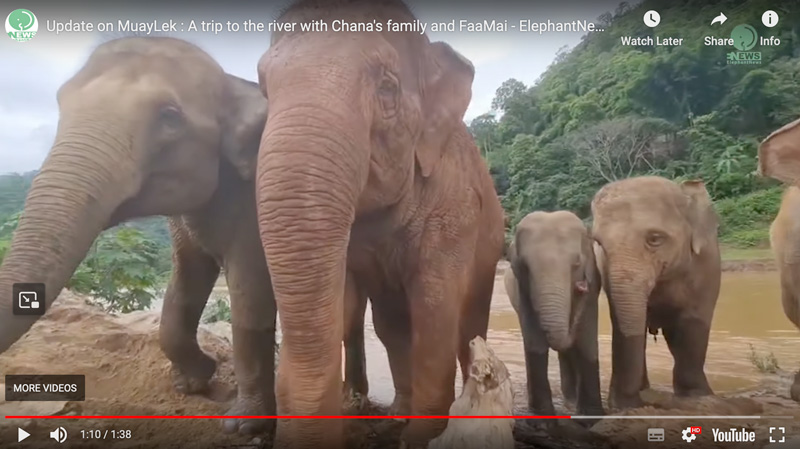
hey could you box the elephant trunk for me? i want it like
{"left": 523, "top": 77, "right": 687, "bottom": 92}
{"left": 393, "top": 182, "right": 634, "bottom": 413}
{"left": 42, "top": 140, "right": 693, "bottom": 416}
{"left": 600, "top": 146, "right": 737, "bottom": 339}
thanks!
{"left": 606, "top": 260, "right": 652, "bottom": 409}
{"left": 0, "top": 116, "right": 138, "bottom": 353}
{"left": 256, "top": 95, "right": 367, "bottom": 445}
{"left": 531, "top": 275, "right": 573, "bottom": 352}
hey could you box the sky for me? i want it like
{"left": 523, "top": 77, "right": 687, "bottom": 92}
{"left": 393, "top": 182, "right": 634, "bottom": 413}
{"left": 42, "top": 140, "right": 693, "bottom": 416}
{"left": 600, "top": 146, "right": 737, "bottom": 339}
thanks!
{"left": 0, "top": 0, "right": 627, "bottom": 174}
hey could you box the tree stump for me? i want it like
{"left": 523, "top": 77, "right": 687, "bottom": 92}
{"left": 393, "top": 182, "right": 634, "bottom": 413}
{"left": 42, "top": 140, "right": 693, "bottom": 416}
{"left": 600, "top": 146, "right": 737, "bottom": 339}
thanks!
{"left": 427, "top": 336, "right": 515, "bottom": 449}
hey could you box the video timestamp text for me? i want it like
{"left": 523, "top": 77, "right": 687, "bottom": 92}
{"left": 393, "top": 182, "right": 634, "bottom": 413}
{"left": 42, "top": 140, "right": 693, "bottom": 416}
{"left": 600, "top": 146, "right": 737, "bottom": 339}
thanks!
{"left": 81, "top": 429, "right": 133, "bottom": 439}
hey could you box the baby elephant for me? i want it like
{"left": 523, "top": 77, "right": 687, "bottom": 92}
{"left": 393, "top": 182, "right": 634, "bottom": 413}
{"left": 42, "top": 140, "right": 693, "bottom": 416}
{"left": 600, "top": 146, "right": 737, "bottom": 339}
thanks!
{"left": 504, "top": 211, "right": 604, "bottom": 421}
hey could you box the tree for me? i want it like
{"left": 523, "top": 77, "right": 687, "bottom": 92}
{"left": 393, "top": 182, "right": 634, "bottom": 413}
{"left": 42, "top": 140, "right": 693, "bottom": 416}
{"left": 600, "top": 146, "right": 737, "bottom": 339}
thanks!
{"left": 68, "top": 227, "right": 166, "bottom": 313}
{"left": 570, "top": 117, "right": 678, "bottom": 183}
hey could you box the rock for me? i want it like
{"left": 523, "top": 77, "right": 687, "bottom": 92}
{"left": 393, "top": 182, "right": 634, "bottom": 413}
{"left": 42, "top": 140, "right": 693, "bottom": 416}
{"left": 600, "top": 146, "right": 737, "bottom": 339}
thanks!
{"left": 427, "top": 337, "right": 515, "bottom": 449}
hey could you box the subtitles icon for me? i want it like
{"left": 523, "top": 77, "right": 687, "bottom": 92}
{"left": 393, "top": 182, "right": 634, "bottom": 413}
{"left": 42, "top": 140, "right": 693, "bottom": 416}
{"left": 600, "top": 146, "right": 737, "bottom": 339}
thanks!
{"left": 50, "top": 426, "right": 67, "bottom": 443}
{"left": 648, "top": 428, "right": 665, "bottom": 442}
{"left": 12, "top": 283, "right": 46, "bottom": 316}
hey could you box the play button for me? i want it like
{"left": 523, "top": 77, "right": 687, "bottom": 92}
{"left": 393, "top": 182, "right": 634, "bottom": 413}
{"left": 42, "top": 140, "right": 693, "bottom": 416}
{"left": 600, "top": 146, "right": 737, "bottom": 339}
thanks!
{"left": 18, "top": 428, "right": 30, "bottom": 442}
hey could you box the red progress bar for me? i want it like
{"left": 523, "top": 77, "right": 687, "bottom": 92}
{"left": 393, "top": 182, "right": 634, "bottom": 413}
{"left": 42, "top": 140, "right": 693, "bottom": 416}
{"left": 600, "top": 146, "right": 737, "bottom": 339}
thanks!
{"left": 5, "top": 415, "right": 571, "bottom": 419}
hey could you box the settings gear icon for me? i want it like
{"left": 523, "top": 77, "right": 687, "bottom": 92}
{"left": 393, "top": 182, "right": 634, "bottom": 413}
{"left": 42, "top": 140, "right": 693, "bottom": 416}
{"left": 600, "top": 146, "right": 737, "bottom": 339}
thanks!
{"left": 682, "top": 427, "right": 697, "bottom": 443}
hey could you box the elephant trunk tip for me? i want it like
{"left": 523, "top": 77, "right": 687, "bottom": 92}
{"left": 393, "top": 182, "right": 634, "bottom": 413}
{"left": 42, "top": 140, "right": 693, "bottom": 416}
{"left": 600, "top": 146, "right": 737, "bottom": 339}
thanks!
{"left": 546, "top": 331, "right": 574, "bottom": 353}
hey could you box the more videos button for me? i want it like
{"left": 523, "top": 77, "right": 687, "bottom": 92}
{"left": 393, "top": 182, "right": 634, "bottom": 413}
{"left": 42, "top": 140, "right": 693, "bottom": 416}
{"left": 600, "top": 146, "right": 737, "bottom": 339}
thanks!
{"left": 5, "top": 374, "right": 85, "bottom": 401}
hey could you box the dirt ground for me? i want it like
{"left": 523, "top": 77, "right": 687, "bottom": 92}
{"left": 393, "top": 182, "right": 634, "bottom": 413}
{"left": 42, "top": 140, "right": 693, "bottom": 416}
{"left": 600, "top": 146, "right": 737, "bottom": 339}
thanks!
{"left": 1, "top": 291, "right": 799, "bottom": 449}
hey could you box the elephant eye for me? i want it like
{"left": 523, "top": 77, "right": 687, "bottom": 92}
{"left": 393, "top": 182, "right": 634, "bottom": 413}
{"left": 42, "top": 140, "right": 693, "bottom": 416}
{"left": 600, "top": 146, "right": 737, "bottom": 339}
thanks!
{"left": 157, "top": 104, "right": 185, "bottom": 129}
{"left": 645, "top": 232, "right": 666, "bottom": 247}
{"left": 377, "top": 72, "right": 399, "bottom": 118}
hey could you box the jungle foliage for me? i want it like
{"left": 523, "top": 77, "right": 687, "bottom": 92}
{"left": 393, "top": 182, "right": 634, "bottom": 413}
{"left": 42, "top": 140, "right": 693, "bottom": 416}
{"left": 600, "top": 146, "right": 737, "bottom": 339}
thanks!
{"left": 469, "top": 0, "right": 799, "bottom": 247}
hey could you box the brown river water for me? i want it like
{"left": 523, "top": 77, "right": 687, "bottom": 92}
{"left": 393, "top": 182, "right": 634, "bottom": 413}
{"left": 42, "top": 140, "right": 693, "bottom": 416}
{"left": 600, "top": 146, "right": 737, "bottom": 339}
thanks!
{"left": 341, "top": 263, "right": 800, "bottom": 411}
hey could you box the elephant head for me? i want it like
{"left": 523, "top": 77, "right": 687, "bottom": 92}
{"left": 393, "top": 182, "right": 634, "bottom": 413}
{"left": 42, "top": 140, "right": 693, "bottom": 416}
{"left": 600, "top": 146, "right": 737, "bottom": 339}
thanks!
{"left": 254, "top": 0, "right": 474, "bottom": 443}
{"left": 758, "top": 117, "right": 800, "bottom": 183}
{"left": 508, "top": 211, "right": 597, "bottom": 352}
{"left": 0, "top": 37, "right": 267, "bottom": 353}
{"left": 591, "top": 176, "right": 718, "bottom": 405}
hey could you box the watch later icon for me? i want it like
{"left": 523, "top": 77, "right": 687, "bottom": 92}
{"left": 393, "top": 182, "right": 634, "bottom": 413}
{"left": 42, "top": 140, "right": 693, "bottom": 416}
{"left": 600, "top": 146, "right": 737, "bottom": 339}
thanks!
{"left": 13, "top": 283, "right": 45, "bottom": 316}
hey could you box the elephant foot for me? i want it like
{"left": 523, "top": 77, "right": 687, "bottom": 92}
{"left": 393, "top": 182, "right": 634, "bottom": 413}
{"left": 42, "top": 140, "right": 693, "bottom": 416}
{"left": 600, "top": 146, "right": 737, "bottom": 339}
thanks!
{"left": 674, "top": 382, "right": 714, "bottom": 398}
{"left": 574, "top": 404, "right": 604, "bottom": 428}
{"left": 170, "top": 361, "right": 214, "bottom": 395}
{"left": 389, "top": 393, "right": 411, "bottom": 422}
{"left": 790, "top": 372, "right": 800, "bottom": 402}
{"left": 343, "top": 390, "right": 369, "bottom": 414}
{"left": 222, "top": 396, "right": 275, "bottom": 436}
{"left": 399, "top": 419, "right": 442, "bottom": 449}
{"left": 524, "top": 402, "right": 558, "bottom": 431}
{"left": 608, "top": 392, "right": 644, "bottom": 411}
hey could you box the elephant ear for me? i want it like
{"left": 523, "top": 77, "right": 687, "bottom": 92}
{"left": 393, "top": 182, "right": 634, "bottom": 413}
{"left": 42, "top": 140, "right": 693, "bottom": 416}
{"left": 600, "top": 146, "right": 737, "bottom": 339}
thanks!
{"left": 680, "top": 180, "right": 719, "bottom": 255}
{"left": 758, "top": 117, "right": 800, "bottom": 185}
{"left": 416, "top": 41, "right": 475, "bottom": 178}
{"left": 220, "top": 74, "right": 268, "bottom": 180}
{"left": 582, "top": 228, "right": 599, "bottom": 288}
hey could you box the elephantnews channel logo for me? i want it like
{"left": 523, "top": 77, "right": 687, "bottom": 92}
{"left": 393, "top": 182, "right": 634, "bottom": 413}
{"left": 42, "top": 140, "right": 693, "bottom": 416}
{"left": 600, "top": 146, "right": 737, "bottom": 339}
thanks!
{"left": 727, "top": 24, "right": 761, "bottom": 65}
{"left": 6, "top": 9, "right": 38, "bottom": 42}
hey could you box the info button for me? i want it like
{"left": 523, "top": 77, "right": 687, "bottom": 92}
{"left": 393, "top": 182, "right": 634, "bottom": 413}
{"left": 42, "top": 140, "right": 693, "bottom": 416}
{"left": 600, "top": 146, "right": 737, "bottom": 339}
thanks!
{"left": 5, "top": 375, "right": 85, "bottom": 401}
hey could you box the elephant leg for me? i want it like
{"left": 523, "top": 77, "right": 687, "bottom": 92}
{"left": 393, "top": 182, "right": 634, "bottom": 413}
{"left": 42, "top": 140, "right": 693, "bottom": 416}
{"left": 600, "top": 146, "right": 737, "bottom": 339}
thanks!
{"left": 792, "top": 370, "right": 800, "bottom": 403}
{"left": 662, "top": 313, "right": 714, "bottom": 398}
{"left": 572, "top": 344, "right": 604, "bottom": 425}
{"left": 641, "top": 336, "right": 650, "bottom": 391}
{"left": 401, "top": 271, "right": 460, "bottom": 448}
{"left": 342, "top": 270, "right": 369, "bottom": 412}
{"left": 221, "top": 244, "right": 277, "bottom": 436}
{"left": 371, "top": 293, "right": 412, "bottom": 417}
{"left": 457, "top": 265, "right": 494, "bottom": 384}
{"left": 607, "top": 298, "right": 646, "bottom": 410}
{"left": 159, "top": 224, "right": 220, "bottom": 395}
{"left": 518, "top": 307, "right": 556, "bottom": 429}
{"left": 558, "top": 351, "right": 577, "bottom": 406}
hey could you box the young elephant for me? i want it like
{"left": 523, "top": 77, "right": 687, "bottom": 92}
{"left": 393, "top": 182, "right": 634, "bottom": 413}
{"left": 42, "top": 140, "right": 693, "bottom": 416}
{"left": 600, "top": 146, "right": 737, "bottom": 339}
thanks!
{"left": 504, "top": 211, "right": 604, "bottom": 420}
{"left": 591, "top": 176, "right": 721, "bottom": 410}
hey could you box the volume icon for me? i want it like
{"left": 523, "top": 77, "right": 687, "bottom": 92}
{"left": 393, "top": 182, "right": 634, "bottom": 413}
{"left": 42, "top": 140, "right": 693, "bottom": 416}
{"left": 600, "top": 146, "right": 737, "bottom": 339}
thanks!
{"left": 50, "top": 426, "right": 68, "bottom": 443}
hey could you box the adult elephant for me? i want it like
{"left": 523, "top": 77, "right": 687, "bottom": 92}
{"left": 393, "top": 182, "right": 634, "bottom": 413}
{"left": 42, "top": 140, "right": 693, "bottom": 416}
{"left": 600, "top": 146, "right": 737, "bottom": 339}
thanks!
{"left": 253, "top": 1, "right": 506, "bottom": 448}
{"left": 758, "top": 118, "right": 800, "bottom": 402}
{"left": 0, "top": 36, "right": 280, "bottom": 435}
{"left": 591, "top": 176, "right": 721, "bottom": 410}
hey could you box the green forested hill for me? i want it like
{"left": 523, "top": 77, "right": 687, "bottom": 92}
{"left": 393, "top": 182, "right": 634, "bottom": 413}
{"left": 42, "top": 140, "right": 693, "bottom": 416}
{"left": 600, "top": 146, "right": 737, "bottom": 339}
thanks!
{"left": 470, "top": 0, "right": 800, "bottom": 249}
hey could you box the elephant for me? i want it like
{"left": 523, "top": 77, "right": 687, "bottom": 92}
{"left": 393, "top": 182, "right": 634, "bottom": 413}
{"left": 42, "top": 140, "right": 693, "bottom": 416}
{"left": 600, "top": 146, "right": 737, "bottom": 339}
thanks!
{"left": 757, "top": 118, "right": 800, "bottom": 402}
{"left": 253, "top": 0, "right": 506, "bottom": 447}
{"left": 0, "top": 36, "right": 379, "bottom": 436}
{"left": 0, "top": 36, "right": 277, "bottom": 435}
{"left": 591, "top": 176, "right": 721, "bottom": 410}
{"left": 504, "top": 211, "right": 604, "bottom": 422}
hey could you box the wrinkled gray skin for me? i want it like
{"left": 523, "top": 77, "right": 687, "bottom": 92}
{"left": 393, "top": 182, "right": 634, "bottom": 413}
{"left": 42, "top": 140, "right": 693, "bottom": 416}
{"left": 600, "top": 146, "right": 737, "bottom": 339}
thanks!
{"left": 504, "top": 211, "right": 603, "bottom": 425}
{"left": 0, "top": 36, "right": 276, "bottom": 435}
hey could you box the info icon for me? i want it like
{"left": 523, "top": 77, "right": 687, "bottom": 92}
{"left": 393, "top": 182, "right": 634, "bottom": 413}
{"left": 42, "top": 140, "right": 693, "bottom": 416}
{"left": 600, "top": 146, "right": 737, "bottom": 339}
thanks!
{"left": 13, "top": 283, "right": 45, "bottom": 316}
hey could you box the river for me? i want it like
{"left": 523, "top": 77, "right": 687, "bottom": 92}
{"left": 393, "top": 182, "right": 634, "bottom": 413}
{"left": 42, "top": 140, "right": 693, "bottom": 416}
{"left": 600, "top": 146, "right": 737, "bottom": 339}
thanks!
{"left": 339, "top": 264, "right": 800, "bottom": 410}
